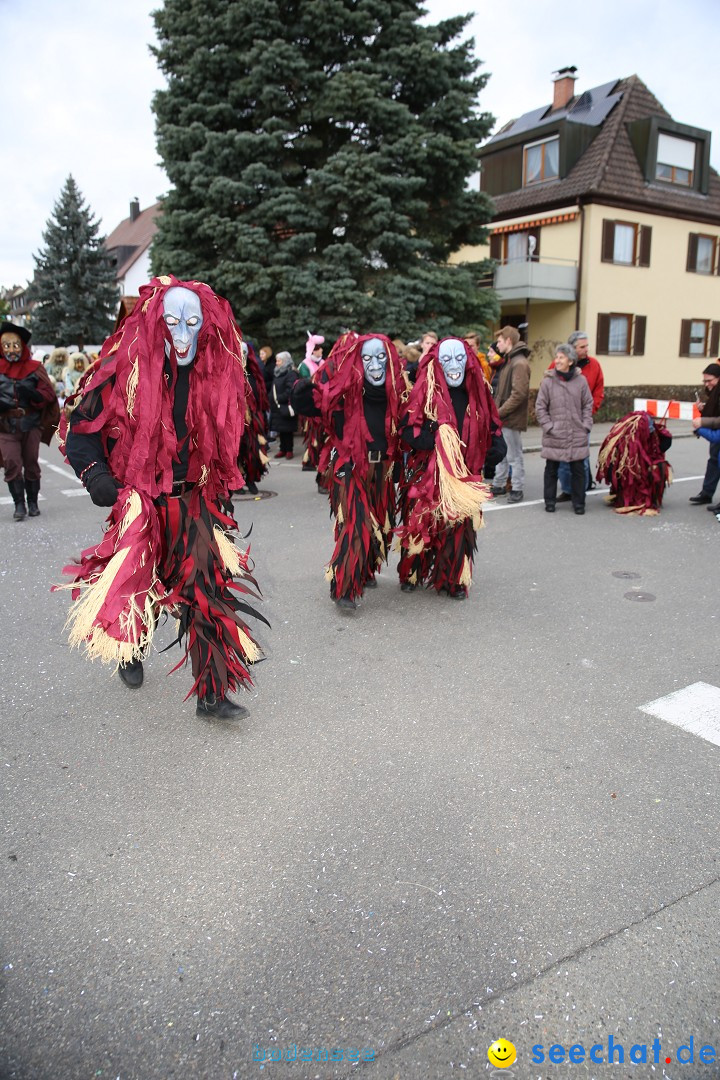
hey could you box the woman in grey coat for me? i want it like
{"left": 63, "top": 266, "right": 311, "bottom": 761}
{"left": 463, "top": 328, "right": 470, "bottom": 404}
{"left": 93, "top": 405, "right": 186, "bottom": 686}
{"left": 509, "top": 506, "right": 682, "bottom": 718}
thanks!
{"left": 535, "top": 343, "right": 593, "bottom": 515}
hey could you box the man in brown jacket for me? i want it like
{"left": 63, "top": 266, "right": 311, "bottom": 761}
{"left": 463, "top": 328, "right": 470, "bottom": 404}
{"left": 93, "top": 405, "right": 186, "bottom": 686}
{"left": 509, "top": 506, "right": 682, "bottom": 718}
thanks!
{"left": 490, "top": 326, "right": 531, "bottom": 502}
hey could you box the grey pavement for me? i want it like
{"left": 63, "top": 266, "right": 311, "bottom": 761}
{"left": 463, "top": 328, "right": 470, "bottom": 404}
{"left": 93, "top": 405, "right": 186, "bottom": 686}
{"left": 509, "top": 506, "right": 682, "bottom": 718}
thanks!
{"left": 1, "top": 427, "right": 718, "bottom": 1080}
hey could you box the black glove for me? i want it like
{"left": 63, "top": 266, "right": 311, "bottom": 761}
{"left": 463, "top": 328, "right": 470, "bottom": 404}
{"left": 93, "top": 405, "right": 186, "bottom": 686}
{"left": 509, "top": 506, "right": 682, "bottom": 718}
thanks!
{"left": 0, "top": 374, "right": 16, "bottom": 411}
{"left": 86, "top": 471, "right": 122, "bottom": 507}
{"left": 485, "top": 431, "right": 507, "bottom": 469}
{"left": 15, "top": 374, "right": 41, "bottom": 407}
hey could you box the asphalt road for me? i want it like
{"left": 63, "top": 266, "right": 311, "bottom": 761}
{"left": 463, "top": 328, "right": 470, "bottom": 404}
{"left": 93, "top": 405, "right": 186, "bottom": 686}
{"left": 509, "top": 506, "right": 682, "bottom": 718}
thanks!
{"left": 1, "top": 426, "right": 718, "bottom": 1080}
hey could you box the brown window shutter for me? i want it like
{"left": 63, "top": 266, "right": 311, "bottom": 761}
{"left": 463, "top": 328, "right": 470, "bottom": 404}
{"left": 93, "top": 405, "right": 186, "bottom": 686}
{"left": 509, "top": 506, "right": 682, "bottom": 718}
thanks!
{"left": 638, "top": 226, "right": 652, "bottom": 267}
{"left": 601, "top": 220, "right": 615, "bottom": 263}
{"left": 679, "top": 319, "right": 692, "bottom": 356}
{"left": 710, "top": 321, "right": 720, "bottom": 356}
{"left": 633, "top": 315, "right": 647, "bottom": 356}
{"left": 490, "top": 234, "right": 502, "bottom": 261}
{"left": 596, "top": 314, "right": 610, "bottom": 354}
{"left": 687, "top": 233, "right": 698, "bottom": 272}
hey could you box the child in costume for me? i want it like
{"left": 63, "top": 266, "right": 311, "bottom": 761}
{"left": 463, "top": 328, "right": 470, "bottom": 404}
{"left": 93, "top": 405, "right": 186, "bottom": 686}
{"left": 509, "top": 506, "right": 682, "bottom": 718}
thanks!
{"left": 596, "top": 411, "right": 672, "bottom": 515}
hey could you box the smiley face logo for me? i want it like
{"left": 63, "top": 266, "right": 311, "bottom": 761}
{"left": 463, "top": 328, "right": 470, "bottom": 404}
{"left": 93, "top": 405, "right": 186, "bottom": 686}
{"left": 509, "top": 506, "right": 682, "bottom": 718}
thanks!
{"left": 487, "top": 1038, "right": 517, "bottom": 1068}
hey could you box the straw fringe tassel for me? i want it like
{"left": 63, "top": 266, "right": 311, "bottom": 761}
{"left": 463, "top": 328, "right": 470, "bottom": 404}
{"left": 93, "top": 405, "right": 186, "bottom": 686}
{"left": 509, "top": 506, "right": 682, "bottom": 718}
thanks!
{"left": 436, "top": 424, "right": 489, "bottom": 524}
{"left": 212, "top": 524, "right": 244, "bottom": 576}
{"left": 61, "top": 490, "right": 159, "bottom": 664}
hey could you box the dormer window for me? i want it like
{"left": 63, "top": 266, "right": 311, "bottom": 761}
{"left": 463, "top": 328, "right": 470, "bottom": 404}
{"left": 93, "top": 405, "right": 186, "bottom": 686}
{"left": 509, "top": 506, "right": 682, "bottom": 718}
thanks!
{"left": 523, "top": 136, "right": 559, "bottom": 185}
{"left": 656, "top": 132, "right": 695, "bottom": 187}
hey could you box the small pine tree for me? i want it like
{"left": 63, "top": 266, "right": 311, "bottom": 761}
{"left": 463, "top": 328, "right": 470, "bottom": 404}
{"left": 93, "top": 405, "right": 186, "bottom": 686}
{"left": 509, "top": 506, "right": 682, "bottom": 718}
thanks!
{"left": 29, "top": 176, "right": 119, "bottom": 349}
{"left": 150, "top": 0, "right": 499, "bottom": 347}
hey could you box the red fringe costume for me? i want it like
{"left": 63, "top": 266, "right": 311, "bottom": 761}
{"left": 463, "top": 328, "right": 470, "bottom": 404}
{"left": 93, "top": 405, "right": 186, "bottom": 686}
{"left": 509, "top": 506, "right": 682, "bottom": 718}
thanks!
{"left": 301, "top": 416, "right": 328, "bottom": 474}
{"left": 56, "top": 275, "right": 267, "bottom": 702}
{"left": 295, "top": 333, "right": 406, "bottom": 602}
{"left": 596, "top": 411, "right": 672, "bottom": 515}
{"left": 397, "top": 340, "right": 501, "bottom": 597}
{"left": 238, "top": 342, "right": 270, "bottom": 490}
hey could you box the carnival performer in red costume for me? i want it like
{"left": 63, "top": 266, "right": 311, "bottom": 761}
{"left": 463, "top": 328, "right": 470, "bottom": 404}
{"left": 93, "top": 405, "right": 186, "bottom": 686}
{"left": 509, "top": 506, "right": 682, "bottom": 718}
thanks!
{"left": 0, "top": 321, "right": 59, "bottom": 520}
{"left": 58, "top": 276, "right": 267, "bottom": 720}
{"left": 237, "top": 340, "right": 270, "bottom": 494}
{"left": 596, "top": 410, "right": 672, "bottom": 514}
{"left": 292, "top": 333, "right": 406, "bottom": 610}
{"left": 397, "top": 337, "right": 505, "bottom": 599}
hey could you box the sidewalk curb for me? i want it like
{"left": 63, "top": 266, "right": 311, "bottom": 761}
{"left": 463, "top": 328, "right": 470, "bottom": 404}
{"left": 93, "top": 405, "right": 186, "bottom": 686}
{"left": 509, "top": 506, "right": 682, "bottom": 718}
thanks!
{"left": 523, "top": 430, "right": 695, "bottom": 455}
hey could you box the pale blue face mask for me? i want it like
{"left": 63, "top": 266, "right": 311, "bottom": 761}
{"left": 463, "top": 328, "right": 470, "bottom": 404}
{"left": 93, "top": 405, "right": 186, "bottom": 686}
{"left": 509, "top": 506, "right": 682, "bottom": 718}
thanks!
{"left": 361, "top": 337, "right": 388, "bottom": 387}
{"left": 163, "top": 287, "right": 204, "bottom": 367}
{"left": 438, "top": 337, "right": 467, "bottom": 387}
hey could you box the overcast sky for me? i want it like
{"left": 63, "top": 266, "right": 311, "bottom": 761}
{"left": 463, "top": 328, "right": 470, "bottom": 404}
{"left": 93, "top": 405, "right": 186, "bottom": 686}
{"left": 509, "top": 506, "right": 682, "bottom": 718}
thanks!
{"left": 3, "top": 0, "right": 719, "bottom": 288}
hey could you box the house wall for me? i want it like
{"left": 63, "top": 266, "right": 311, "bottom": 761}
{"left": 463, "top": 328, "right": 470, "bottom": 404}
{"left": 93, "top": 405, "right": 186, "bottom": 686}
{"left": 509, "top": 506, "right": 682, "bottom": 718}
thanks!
{"left": 121, "top": 250, "right": 153, "bottom": 296}
{"left": 580, "top": 202, "right": 720, "bottom": 386}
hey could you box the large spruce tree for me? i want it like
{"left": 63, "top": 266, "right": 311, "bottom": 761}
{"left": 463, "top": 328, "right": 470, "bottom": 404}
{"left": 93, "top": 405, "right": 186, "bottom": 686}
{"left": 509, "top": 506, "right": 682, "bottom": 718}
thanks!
{"left": 30, "top": 176, "right": 119, "bottom": 349}
{"left": 150, "top": 0, "right": 498, "bottom": 346}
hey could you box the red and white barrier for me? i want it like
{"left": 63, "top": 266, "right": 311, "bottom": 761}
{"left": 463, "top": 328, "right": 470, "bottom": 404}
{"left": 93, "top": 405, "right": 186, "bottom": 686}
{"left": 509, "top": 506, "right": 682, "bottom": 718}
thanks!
{"left": 634, "top": 398, "right": 700, "bottom": 420}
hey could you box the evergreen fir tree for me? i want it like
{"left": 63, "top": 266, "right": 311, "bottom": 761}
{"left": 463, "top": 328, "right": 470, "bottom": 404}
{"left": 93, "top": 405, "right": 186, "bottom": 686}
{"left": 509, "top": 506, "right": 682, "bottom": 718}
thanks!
{"left": 30, "top": 176, "right": 119, "bottom": 349}
{"left": 150, "top": 0, "right": 498, "bottom": 347}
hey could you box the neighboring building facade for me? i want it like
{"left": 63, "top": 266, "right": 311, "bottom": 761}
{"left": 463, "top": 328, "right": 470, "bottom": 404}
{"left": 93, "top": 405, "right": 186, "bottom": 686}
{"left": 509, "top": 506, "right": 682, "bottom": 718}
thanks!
{"left": 1, "top": 285, "right": 33, "bottom": 329}
{"left": 457, "top": 70, "right": 720, "bottom": 391}
{"left": 105, "top": 198, "right": 161, "bottom": 297}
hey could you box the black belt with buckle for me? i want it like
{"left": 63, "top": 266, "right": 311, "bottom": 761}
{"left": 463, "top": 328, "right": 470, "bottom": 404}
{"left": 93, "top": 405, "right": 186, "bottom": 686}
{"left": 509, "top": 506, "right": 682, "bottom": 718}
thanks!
{"left": 368, "top": 450, "right": 386, "bottom": 463}
{"left": 170, "top": 480, "right": 195, "bottom": 496}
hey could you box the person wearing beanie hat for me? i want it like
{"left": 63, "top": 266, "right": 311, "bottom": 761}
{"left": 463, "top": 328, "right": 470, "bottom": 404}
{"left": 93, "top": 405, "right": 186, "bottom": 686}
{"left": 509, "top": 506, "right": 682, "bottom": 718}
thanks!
{"left": 0, "top": 321, "right": 59, "bottom": 520}
{"left": 690, "top": 362, "right": 720, "bottom": 505}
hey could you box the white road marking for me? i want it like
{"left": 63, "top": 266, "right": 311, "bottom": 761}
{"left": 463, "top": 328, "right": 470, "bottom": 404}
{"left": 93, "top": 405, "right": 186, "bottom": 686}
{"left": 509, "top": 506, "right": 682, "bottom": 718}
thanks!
{"left": 0, "top": 494, "right": 45, "bottom": 505}
{"left": 639, "top": 682, "right": 720, "bottom": 748}
{"left": 38, "top": 457, "right": 81, "bottom": 483}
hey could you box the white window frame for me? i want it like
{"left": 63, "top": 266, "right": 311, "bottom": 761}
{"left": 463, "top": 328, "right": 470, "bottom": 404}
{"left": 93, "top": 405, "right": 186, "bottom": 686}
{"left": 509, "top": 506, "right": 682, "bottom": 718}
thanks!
{"left": 523, "top": 136, "right": 559, "bottom": 186}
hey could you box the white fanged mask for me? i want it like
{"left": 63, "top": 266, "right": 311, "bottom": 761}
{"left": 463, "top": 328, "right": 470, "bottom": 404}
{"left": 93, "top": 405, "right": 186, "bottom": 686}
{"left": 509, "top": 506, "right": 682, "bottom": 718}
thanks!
{"left": 361, "top": 337, "right": 388, "bottom": 387}
{"left": 438, "top": 337, "right": 467, "bottom": 387}
{"left": 163, "top": 287, "right": 204, "bottom": 367}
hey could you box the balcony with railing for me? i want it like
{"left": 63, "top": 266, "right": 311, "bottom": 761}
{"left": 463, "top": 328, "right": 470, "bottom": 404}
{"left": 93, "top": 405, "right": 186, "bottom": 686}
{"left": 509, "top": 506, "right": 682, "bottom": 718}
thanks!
{"left": 481, "top": 255, "right": 578, "bottom": 302}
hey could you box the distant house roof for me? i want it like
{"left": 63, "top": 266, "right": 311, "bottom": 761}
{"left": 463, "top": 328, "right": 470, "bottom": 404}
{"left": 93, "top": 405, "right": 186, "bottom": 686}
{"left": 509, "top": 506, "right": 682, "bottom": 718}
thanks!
{"left": 481, "top": 75, "right": 720, "bottom": 225}
{"left": 489, "top": 78, "right": 623, "bottom": 144}
{"left": 105, "top": 201, "right": 161, "bottom": 282}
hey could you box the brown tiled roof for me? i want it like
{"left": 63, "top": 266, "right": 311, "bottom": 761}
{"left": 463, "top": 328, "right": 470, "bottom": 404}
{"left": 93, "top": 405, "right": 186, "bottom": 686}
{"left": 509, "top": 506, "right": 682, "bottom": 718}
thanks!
{"left": 105, "top": 202, "right": 162, "bottom": 280}
{"left": 486, "top": 75, "right": 720, "bottom": 225}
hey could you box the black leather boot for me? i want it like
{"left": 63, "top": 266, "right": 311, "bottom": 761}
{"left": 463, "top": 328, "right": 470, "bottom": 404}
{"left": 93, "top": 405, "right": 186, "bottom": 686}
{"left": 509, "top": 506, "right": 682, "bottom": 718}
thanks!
{"left": 25, "top": 479, "right": 41, "bottom": 517}
{"left": 196, "top": 694, "right": 249, "bottom": 720}
{"left": 8, "top": 479, "right": 26, "bottom": 521}
{"left": 118, "top": 658, "right": 144, "bottom": 689}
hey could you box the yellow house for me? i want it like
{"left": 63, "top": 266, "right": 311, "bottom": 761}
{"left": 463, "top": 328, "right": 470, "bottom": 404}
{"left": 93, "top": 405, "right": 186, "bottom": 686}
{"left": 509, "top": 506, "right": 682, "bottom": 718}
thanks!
{"left": 457, "top": 69, "right": 720, "bottom": 401}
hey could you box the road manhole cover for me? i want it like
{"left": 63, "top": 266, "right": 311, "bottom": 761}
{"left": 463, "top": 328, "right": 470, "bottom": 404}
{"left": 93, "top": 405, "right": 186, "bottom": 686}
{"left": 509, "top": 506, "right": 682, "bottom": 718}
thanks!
{"left": 234, "top": 490, "right": 277, "bottom": 501}
{"left": 613, "top": 571, "right": 641, "bottom": 579}
{"left": 624, "top": 590, "right": 656, "bottom": 602}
